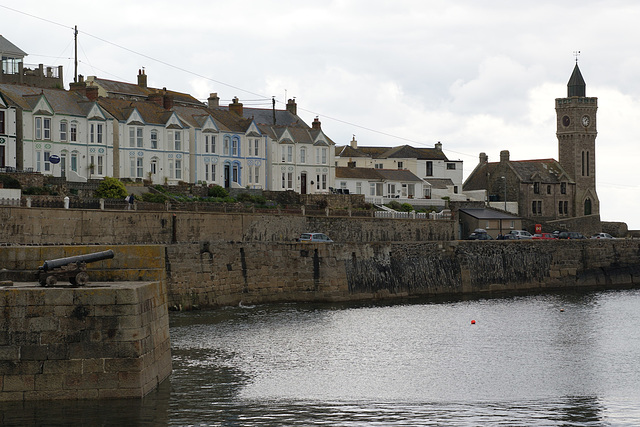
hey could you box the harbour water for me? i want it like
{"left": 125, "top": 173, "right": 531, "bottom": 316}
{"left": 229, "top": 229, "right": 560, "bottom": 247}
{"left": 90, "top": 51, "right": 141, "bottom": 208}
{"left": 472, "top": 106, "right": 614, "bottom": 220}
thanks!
{"left": 3, "top": 288, "right": 640, "bottom": 426}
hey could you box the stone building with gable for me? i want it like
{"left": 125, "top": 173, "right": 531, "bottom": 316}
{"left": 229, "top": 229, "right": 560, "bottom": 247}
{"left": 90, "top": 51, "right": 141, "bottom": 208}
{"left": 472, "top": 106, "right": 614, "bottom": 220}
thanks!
{"left": 463, "top": 63, "right": 601, "bottom": 233}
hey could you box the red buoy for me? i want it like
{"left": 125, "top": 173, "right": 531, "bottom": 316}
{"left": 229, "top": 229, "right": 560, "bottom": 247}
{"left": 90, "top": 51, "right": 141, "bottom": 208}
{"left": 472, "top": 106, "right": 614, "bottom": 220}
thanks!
{"left": 471, "top": 320, "right": 476, "bottom": 324}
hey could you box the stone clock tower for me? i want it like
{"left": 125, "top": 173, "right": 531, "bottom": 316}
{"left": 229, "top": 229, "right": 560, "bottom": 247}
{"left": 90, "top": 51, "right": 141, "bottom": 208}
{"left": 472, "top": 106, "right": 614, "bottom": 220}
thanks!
{"left": 556, "top": 63, "right": 600, "bottom": 216}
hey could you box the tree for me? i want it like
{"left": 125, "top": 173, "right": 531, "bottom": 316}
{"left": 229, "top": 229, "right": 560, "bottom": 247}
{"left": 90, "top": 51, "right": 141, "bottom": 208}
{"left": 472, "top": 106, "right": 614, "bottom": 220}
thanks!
{"left": 95, "top": 177, "right": 127, "bottom": 199}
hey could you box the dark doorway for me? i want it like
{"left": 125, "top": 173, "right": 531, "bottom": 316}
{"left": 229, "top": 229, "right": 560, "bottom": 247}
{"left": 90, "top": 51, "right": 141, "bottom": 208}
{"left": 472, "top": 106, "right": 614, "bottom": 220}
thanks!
{"left": 224, "top": 164, "right": 230, "bottom": 188}
{"left": 301, "top": 172, "right": 307, "bottom": 194}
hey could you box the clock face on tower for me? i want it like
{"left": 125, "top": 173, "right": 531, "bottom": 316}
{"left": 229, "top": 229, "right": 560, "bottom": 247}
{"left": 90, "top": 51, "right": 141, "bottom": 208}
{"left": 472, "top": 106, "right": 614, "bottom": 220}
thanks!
{"left": 562, "top": 115, "right": 571, "bottom": 127}
{"left": 582, "top": 115, "right": 590, "bottom": 127}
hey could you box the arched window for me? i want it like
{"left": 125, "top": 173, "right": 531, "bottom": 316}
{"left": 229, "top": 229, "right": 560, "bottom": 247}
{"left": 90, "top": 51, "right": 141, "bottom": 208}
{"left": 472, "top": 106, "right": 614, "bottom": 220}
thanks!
{"left": 584, "top": 198, "right": 592, "bottom": 215}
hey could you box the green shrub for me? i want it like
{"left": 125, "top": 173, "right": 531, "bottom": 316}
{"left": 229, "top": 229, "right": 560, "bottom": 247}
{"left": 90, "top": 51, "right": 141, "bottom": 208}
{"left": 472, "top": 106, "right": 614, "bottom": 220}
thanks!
{"left": 400, "top": 203, "right": 414, "bottom": 212}
{"left": 208, "top": 185, "right": 228, "bottom": 198}
{"left": 236, "top": 192, "right": 253, "bottom": 203}
{"left": 95, "top": 177, "right": 128, "bottom": 199}
{"left": 253, "top": 195, "right": 267, "bottom": 205}
{"left": 142, "top": 192, "right": 168, "bottom": 203}
{"left": 23, "top": 186, "right": 48, "bottom": 195}
{"left": 0, "top": 175, "right": 21, "bottom": 189}
{"left": 386, "top": 201, "right": 402, "bottom": 210}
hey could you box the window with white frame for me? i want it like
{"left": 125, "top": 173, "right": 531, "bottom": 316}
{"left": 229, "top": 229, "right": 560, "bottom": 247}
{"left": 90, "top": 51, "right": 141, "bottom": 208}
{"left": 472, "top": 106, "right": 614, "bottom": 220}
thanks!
{"left": 388, "top": 183, "right": 396, "bottom": 196}
{"left": 397, "top": 161, "right": 403, "bottom": 170}
{"left": 287, "top": 172, "right": 293, "bottom": 189}
{"left": 71, "top": 152, "right": 78, "bottom": 172}
{"left": 175, "top": 159, "right": 182, "bottom": 180}
{"left": 321, "top": 148, "right": 327, "bottom": 164}
{"left": 232, "top": 138, "right": 238, "bottom": 156}
{"left": 281, "top": 172, "right": 286, "bottom": 189}
{"left": 0, "top": 111, "right": 4, "bottom": 134}
{"left": 204, "top": 134, "right": 212, "bottom": 153}
{"left": 174, "top": 131, "right": 181, "bottom": 151}
{"left": 60, "top": 121, "right": 68, "bottom": 142}
{"left": 129, "top": 127, "right": 142, "bottom": 148}
{"left": 224, "top": 136, "right": 230, "bottom": 155}
{"left": 287, "top": 146, "right": 293, "bottom": 163}
{"left": 35, "top": 117, "right": 51, "bottom": 140}
{"left": 90, "top": 123, "right": 102, "bottom": 143}
{"left": 36, "top": 151, "right": 41, "bottom": 172}
{"left": 300, "top": 147, "right": 306, "bottom": 164}
{"left": 254, "top": 166, "right": 259, "bottom": 184}
{"left": 150, "top": 130, "right": 158, "bottom": 149}
{"left": 356, "top": 182, "right": 362, "bottom": 194}
{"left": 211, "top": 135, "right": 216, "bottom": 153}
{"left": 70, "top": 122, "right": 77, "bottom": 142}
{"left": 253, "top": 139, "right": 259, "bottom": 156}
{"left": 97, "top": 155, "right": 104, "bottom": 175}
{"left": 43, "top": 118, "right": 51, "bottom": 140}
{"left": 316, "top": 148, "right": 320, "bottom": 164}
{"left": 321, "top": 174, "right": 327, "bottom": 190}
{"left": 44, "top": 151, "right": 51, "bottom": 172}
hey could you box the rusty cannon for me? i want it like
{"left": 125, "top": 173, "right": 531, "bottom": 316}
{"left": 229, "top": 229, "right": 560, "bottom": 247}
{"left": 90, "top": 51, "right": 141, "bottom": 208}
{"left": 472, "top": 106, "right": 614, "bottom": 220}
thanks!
{"left": 37, "top": 249, "right": 114, "bottom": 286}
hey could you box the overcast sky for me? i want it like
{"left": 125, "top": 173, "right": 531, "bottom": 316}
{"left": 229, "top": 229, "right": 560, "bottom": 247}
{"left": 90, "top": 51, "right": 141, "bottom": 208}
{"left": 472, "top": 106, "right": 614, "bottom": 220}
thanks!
{"left": 2, "top": 0, "right": 639, "bottom": 229}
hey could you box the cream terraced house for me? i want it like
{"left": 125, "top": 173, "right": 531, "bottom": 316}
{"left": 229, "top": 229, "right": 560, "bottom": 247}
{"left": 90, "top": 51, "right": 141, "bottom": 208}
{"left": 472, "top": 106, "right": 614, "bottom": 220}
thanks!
{"left": 0, "top": 83, "right": 115, "bottom": 181}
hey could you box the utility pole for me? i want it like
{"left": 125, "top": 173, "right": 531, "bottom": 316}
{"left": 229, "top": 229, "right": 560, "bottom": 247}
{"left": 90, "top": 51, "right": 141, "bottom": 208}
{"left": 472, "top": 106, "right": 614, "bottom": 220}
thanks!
{"left": 74, "top": 26, "right": 78, "bottom": 83}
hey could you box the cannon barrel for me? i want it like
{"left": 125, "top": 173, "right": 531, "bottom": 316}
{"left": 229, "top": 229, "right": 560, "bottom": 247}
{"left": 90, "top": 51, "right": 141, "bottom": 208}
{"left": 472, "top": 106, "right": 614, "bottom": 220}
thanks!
{"left": 39, "top": 249, "right": 114, "bottom": 272}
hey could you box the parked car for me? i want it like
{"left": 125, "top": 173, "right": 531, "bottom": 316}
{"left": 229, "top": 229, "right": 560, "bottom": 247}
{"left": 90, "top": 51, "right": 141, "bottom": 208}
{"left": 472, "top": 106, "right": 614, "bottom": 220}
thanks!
{"left": 508, "top": 230, "right": 533, "bottom": 240}
{"left": 298, "top": 233, "right": 333, "bottom": 243}
{"left": 468, "top": 229, "right": 493, "bottom": 240}
{"left": 497, "top": 233, "right": 518, "bottom": 240}
{"left": 532, "top": 233, "right": 557, "bottom": 240}
{"left": 591, "top": 233, "right": 615, "bottom": 239}
{"left": 558, "top": 231, "right": 586, "bottom": 239}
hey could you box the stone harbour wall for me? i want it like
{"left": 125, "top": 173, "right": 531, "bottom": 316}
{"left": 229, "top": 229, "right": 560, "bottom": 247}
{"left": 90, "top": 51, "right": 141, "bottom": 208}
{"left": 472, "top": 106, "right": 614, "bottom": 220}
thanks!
{"left": 0, "top": 281, "right": 171, "bottom": 401}
{"left": 167, "top": 239, "right": 640, "bottom": 309}
{"left": 0, "top": 206, "right": 455, "bottom": 245}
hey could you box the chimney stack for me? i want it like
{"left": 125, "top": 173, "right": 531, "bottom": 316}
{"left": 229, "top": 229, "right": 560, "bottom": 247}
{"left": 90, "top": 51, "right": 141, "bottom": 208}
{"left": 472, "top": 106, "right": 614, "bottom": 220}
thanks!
{"left": 138, "top": 69, "right": 147, "bottom": 88}
{"left": 286, "top": 98, "right": 297, "bottom": 115}
{"left": 148, "top": 93, "right": 163, "bottom": 106}
{"left": 435, "top": 141, "right": 442, "bottom": 151}
{"left": 500, "top": 150, "right": 510, "bottom": 163}
{"left": 85, "top": 85, "right": 99, "bottom": 101}
{"left": 208, "top": 93, "right": 220, "bottom": 109}
{"left": 479, "top": 152, "right": 488, "bottom": 164}
{"left": 163, "top": 92, "right": 174, "bottom": 110}
{"left": 312, "top": 117, "right": 321, "bottom": 130}
{"left": 229, "top": 97, "right": 243, "bottom": 116}
{"left": 350, "top": 135, "right": 358, "bottom": 149}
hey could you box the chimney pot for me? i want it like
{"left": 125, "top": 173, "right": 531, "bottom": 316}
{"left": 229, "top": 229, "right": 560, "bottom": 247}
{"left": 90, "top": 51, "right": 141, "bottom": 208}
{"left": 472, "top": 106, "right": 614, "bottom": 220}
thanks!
{"left": 350, "top": 135, "right": 358, "bottom": 149}
{"left": 137, "top": 70, "right": 148, "bottom": 88}
{"left": 435, "top": 141, "right": 442, "bottom": 150}
{"left": 312, "top": 117, "right": 321, "bottom": 130}
{"left": 208, "top": 93, "right": 220, "bottom": 109}
{"left": 286, "top": 98, "right": 297, "bottom": 115}
{"left": 479, "top": 152, "right": 488, "bottom": 163}
{"left": 500, "top": 150, "right": 510, "bottom": 163}
{"left": 229, "top": 97, "right": 244, "bottom": 116}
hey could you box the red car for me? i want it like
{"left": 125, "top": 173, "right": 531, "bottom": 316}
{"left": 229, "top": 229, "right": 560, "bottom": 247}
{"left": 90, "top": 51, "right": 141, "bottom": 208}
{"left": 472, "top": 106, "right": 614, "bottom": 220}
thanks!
{"left": 532, "top": 233, "right": 557, "bottom": 240}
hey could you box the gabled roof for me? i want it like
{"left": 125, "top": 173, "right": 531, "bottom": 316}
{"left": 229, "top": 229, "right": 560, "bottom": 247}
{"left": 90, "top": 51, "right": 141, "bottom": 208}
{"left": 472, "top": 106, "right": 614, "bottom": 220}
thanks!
{"left": 97, "top": 97, "right": 185, "bottom": 127}
{"left": 0, "top": 84, "right": 95, "bottom": 116}
{"left": 0, "top": 35, "right": 27, "bottom": 58}
{"left": 463, "top": 157, "right": 573, "bottom": 192}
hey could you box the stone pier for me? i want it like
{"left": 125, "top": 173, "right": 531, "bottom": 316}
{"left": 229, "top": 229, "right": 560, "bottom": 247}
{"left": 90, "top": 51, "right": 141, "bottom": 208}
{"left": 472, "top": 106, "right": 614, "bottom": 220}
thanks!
{"left": 0, "top": 281, "right": 171, "bottom": 401}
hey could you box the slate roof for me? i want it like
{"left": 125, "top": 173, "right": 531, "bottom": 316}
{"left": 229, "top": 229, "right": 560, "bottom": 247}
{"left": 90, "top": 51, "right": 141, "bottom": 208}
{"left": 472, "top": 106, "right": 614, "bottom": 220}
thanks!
{"left": 463, "top": 158, "right": 573, "bottom": 192}
{"left": 459, "top": 208, "right": 520, "bottom": 220}
{"left": 97, "top": 97, "right": 181, "bottom": 126}
{"left": 335, "top": 167, "right": 422, "bottom": 182}
{"left": 0, "top": 35, "right": 27, "bottom": 58}
{"left": 335, "top": 144, "right": 449, "bottom": 161}
{"left": 89, "top": 77, "right": 202, "bottom": 106}
{"left": 0, "top": 84, "right": 94, "bottom": 117}
{"left": 242, "top": 107, "right": 302, "bottom": 127}
{"left": 423, "top": 178, "right": 454, "bottom": 189}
